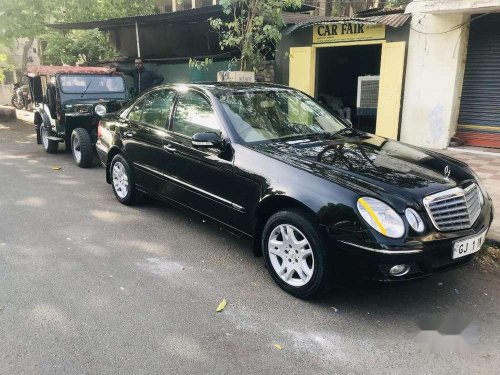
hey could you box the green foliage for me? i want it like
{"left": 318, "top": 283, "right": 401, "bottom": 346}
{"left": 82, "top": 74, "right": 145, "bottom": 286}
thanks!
{"left": 0, "top": 53, "right": 15, "bottom": 81}
{"left": 209, "top": 0, "right": 301, "bottom": 71}
{"left": 43, "top": 29, "right": 118, "bottom": 65}
{"left": 0, "top": 0, "right": 159, "bottom": 68}
{"left": 189, "top": 58, "right": 214, "bottom": 71}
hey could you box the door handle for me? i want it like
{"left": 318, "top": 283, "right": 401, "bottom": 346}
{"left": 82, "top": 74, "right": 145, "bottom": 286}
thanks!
{"left": 163, "top": 144, "right": 176, "bottom": 152}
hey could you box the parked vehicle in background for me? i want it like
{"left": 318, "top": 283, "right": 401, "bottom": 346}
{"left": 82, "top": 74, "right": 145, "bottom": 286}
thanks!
{"left": 11, "top": 82, "right": 30, "bottom": 110}
{"left": 26, "top": 66, "right": 129, "bottom": 167}
{"left": 96, "top": 83, "right": 493, "bottom": 298}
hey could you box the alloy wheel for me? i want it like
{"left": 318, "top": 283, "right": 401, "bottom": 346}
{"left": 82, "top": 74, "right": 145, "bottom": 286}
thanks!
{"left": 112, "top": 161, "right": 129, "bottom": 199}
{"left": 268, "top": 224, "right": 314, "bottom": 287}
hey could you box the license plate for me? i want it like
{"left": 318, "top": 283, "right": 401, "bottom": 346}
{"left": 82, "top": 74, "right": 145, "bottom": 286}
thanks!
{"left": 452, "top": 228, "right": 488, "bottom": 259}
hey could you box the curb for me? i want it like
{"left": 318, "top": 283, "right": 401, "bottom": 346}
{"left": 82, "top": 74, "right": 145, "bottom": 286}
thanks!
{"left": 0, "top": 105, "right": 17, "bottom": 121}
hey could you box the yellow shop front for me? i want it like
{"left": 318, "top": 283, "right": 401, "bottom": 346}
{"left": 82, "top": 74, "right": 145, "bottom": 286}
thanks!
{"left": 285, "top": 20, "right": 408, "bottom": 139}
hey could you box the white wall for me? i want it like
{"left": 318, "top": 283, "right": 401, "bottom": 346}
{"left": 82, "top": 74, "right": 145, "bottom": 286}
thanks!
{"left": 400, "top": 0, "right": 500, "bottom": 149}
{"left": 407, "top": 0, "right": 500, "bottom": 15}
{"left": 0, "top": 84, "right": 12, "bottom": 106}
{"left": 399, "top": 12, "right": 470, "bottom": 149}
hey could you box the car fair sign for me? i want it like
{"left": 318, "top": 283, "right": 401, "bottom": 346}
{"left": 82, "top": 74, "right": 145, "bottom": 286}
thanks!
{"left": 313, "top": 23, "right": 386, "bottom": 44}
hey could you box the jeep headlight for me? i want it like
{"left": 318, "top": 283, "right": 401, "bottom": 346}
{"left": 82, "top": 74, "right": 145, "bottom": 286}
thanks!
{"left": 357, "top": 197, "right": 405, "bottom": 238}
{"left": 95, "top": 104, "right": 107, "bottom": 116}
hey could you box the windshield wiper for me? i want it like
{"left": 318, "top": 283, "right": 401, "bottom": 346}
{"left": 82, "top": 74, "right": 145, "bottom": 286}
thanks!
{"left": 80, "top": 80, "right": 93, "bottom": 98}
{"left": 330, "top": 127, "right": 358, "bottom": 137}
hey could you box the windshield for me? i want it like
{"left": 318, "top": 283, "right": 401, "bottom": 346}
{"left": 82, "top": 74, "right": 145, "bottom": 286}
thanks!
{"left": 217, "top": 89, "right": 345, "bottom": 143}
{"left": 59, "top": 75, "right": 125, "bottom": 94}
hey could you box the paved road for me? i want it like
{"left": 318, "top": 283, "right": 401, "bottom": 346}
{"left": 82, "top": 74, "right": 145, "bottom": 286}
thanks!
{"left": 1, "top": 114, "right": 499, "bottom": 374}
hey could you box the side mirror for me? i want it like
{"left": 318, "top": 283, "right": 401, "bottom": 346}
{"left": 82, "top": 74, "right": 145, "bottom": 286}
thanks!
{"left": 192, "top": 132, "right": 223, "bottom": 149}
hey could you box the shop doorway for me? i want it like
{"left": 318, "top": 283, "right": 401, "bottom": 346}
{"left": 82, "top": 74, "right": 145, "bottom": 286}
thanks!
{"left": 316, "top": 44, "right": 382, "bottom": 133}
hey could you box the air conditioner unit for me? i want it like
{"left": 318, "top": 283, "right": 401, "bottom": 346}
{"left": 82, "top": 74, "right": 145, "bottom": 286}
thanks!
{"left": 357, "top": 75, "right": 380, "bottom": 116}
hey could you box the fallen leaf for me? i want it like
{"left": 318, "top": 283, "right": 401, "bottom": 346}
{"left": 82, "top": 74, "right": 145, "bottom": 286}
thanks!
{"left": 216, "top": 298, "right": 227, "bottom": 312}
{"left": 51, "top": 166, "right": 61, "bottom": 170}
{"left": 274, "top": 344, "right": 282, "bottom": 350}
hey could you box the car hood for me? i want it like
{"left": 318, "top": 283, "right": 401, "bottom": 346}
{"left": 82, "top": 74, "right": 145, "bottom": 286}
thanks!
{"left": 248, "top": 132, "right": 474, "bottom": 210}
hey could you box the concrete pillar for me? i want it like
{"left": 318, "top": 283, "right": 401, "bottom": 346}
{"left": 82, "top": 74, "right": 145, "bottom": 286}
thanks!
{"left": 399, "top": 13, "right": 470, "bottom": 149}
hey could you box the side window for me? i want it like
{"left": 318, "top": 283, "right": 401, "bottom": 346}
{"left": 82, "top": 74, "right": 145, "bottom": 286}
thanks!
{"left": 127, "top": 101, "right": 143, "bottom": 122}
{"left": 140, "top": 90, "right": 176, "bottom": 128}
{"left": 172, "top": 91, "right": 221, "bottom": 138}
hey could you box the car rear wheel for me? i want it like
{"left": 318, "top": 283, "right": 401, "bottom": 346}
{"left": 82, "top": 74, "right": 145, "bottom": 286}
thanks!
{"left": 262, "top": 209, "right": 331, "bottom": 299}
{"left": 40, "top": 126, "right": 58, "bottom": 153}
{"left": 110, "top": 154, "right": 136, "bottom": 205}
{"left": 71, "top": 128, "right": 93, "bottom": 168}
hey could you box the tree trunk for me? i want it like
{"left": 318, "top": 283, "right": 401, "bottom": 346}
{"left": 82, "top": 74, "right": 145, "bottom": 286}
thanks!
{"left": 20, "top": 38, "right": 35, "bottom": 74}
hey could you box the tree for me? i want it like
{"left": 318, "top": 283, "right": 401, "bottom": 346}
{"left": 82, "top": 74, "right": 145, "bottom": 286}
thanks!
{"left": 209, "top": 0, "right": 301, "bottom": 71}
{"left": 42, "top": 29, "right": 118, "bottom": 65}
{"left": 0, "top": 0, "right": 159, "bottom": 71}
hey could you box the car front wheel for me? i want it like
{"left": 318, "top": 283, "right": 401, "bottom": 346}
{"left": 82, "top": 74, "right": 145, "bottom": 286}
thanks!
{"left": 262, "top": 209, "right": 331, "bottom": 299}
{"left": 110, "top": 154, "right": 136, "bottom": 205}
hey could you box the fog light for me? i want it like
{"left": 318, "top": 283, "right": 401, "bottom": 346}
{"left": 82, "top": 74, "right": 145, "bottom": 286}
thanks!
{"left": 389, "top": 264, "right": 410, "bottom": 277}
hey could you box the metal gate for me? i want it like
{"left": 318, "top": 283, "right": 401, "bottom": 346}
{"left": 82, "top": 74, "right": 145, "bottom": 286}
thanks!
{"left": 457, "top": 14, "right": 500, "bottom": 148}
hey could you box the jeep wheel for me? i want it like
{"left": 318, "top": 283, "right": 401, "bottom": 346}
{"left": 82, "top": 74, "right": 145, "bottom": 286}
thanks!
{"left": 40, "top": 126, "right": 58, "bottom": 153}
{"left": 71, "top": 128, "right": 94, "bottom": 168}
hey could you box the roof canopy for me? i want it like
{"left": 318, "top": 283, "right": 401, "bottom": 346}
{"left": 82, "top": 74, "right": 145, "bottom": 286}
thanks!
{"left": 26, "top": 65, "right": 116, "bottom": 77}
{"left": 49, "top": 4, "right": 315, "bottom": 31}
{"left": 282, "top": 9, "right": 410, "bottom": 35}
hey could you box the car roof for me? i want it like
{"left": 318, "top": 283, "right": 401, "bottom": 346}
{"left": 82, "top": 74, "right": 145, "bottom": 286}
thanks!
{"left": 165, "top": 82, "right": 294, "bottom": 95}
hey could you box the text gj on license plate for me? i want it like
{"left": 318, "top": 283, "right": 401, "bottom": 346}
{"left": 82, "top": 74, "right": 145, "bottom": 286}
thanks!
{"left": 452, "top": 229, "right": 488, "bottom": 259}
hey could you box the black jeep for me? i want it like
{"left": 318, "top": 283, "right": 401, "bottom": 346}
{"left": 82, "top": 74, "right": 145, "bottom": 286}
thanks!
{"left": 26, "top": 66, "right": 129, "bottom": 167}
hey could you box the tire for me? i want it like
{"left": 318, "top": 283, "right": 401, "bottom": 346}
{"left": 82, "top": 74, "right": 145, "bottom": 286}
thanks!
{"left": 36, "top": 126, "right": 42, "bottom": 145}
{"left": 262, "top": 209, "right": 332, "bottom": 299}
{"left": 110, "top": 154, "right": 136, "bottom": 205}
{"left": 71, "top": 128, "right": 94, "bottom": 168}
{"left": 65, "top": 135, "right": 72, "bottom": 153}
{"left": 11, "top": 95, "right": 24, "bottom": 109}
{"left": 40, "top": 125, "right": 58, "bottom": 153}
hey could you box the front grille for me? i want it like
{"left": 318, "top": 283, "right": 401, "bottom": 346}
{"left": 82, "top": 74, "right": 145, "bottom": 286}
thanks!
{"left": 423, "top": 184, "right": 481, "bottom": 231}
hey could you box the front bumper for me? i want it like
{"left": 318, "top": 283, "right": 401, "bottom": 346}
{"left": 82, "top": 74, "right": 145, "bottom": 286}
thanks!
{"left": 330, "top": 203, "right": 493, "bottom": 282}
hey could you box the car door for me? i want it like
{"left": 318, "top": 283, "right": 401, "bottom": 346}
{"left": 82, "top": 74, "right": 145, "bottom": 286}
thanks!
{"left": 161, "top": 89, "right": 237, "bottom": 226}
{"left": 122, "top": 89, "right": 176, "bottom": 194}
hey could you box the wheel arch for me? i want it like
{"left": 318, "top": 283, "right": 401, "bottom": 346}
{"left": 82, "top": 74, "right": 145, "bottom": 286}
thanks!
{"left": 252, "top": 195, "right": 318, "bottom": 257}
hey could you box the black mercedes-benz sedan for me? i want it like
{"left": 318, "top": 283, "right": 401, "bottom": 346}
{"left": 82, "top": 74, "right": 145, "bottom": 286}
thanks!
{"left": 96, "top": 83, "right": 493, "bottom": 298}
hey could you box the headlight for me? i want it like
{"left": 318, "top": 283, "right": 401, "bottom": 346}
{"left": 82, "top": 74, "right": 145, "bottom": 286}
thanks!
{"left": 95, "top": 104, "right": 107, "bottom": 116}
{"left": 405, "top": 208, "right": 425, "bottom": 233}
{"left": 357, "top": 197, "right": 405, "bottom": 238}
{"left": 470, "top": 170, "right": 486, "bottom": 206}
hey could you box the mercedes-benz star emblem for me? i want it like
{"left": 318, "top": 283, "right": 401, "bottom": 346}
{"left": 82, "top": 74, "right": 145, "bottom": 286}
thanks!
{"left": 444, "top": 165, "right": 451, "bottom": 178}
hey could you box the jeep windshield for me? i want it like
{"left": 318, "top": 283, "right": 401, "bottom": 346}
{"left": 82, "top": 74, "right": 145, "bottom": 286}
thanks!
{"left": 59, "top": 75, "right": 125, "bottom": 94}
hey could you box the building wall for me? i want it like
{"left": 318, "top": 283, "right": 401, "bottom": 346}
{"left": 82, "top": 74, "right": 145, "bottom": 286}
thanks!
{"left": 275, "top": 23, "right": 410, "bottom": 86}
{"left": 110, "top": 22, "right": 221, "bottom": 59}
{"left": 400, "top": 0, "right": 500, "bottom": 149}
{"left": 0, "top": 84, "right": 12, "bottom": 105}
